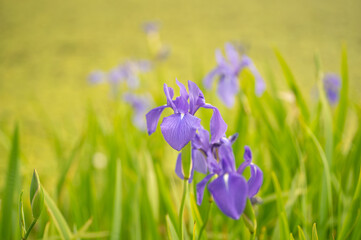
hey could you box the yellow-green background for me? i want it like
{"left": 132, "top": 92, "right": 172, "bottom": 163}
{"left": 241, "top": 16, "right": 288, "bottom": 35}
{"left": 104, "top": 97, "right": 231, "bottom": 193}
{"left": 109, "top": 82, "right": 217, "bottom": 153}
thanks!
{"left": 1, "top": 0, "right": 360, "bottom": 176}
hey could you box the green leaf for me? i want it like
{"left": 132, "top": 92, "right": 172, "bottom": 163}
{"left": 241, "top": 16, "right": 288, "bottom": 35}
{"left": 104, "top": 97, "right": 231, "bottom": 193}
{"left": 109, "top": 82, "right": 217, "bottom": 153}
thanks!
{"left": 271, "top": 172, "right": 290, "bottom": 239}
{"left": 166, "top": 215, "right": 179, "bottom": 240}
{"left": 274, "top": 49, "right": 310, "bottom": 121}
{"left": 242, "top": 198, "right": 257, "bottom": 234}
{"left": 110, "top": 159, "right": 122, "bottom": 240}
{"left": 338, "top": 168, "right": 361, "bottom": 240}
{"left": 297, "top": 226, "right": 306, "bottom": 240}
{"left": 0, "top": 125, "right": 20, "bottom": 240}
{"left": 312, "top": 223, "right": 318, "bottom": 240}
{"left": 181, "top": 142, "right": 192, "bottom": 179}
{"left": 43, "top": 189, "right": 73, "bottom": 240}
{"left": 335, "top": 45, "right": 349, "bottom": 143}
{"left": 19, "top": 191, "right": 26, "bottom": 239}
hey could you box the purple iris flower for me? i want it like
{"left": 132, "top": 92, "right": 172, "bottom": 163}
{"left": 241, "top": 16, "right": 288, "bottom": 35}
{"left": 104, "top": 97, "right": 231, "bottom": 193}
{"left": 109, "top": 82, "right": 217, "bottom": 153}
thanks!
{"left": 204, "top": 43, "right": 266, "bottom": 108}
{"left": 123, "top": 93, "right": 153, "bottom": 131}
{"left": 195, "top": 134, "right": 263, "bottom": 220}
{"left": 323, "top": 73, "right": 341, "bottom": 105}
{"left": 142, "top": 22, "right": 159, "bottom": 35}
{"left": 146, "top": 80, "right": 227, "bottom": 151}
{"left": 106, "top": 60, "right": 153, "bottom": 93}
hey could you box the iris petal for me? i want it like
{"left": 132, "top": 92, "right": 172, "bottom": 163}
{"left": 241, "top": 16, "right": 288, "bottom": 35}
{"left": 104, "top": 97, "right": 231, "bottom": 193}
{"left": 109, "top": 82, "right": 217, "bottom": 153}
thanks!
{"left": 202, "top": 104, "right": 228, "bottom": 144}
{"left": 208, "top": 173, "right": 248, "bottom": 219}
{"left": 146, "top": 105, "right": 168, "bottom": 135}
{"left": 160, "top": 113, "right": 201, "bottom": 151}
{"left": 217, "top": 76, "right": 239, "bottom": 108}
{"left": 188, "top": 80, "right": 206, "bottom": 115}
{"left": 225, "top": 43, "right": 240, "bottom": 68}
{"left": 248, "top": 164, "right": 263, "bottom": 197}
{"left": 192, "top": 149, "right": 208, "bottom": 174}
{"left": 196, "top": 174, "right": 214, "bottom": 205}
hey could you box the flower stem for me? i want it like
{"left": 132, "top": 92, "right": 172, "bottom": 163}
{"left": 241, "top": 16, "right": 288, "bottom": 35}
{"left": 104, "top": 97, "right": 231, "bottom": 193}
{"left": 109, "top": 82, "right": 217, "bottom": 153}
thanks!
{"left": 198, "top": 201, "right": 212, "bottom": 240}
{"left": 179, "top": 179, "right": 188, "bottom": 240}
{"left": 23, "top": 218, "right": 37, "bottom": 240}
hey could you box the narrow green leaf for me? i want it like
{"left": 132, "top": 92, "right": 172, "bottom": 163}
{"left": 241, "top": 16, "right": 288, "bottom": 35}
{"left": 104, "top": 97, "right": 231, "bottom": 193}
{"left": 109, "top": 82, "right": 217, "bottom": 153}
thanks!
{"left": 335, "top": 45, "right": 349, "bottom": 143}
{"left": 166, "top": 215, "right": 179, "bottom": 240}
{"left": 338, "top": 168, "right": 361, "bottom": 240}
{"left": 298, "top": 226, "right": 306, "bottom": 240}
{"left": 312, "top": 223, "right": 318, "bottom": 240}
{"left": 43, "top": 189, "right": 73, "bottom": 240}
{"left": 0, "top": 125, "right": 20, "bottom": 240}
{"left": 274, "top": 49, "right": 310, "bottom": 121}
{"left": 242, "top": 198, "right": 257, "bottom": 234}
{"left": 110, "top": 159, "right": 122, "bottom": 240}
{"left": 19, "top": 191, "right": 26, "bottom": 239}
{"left": 290, "top": 233, "right": 295, "bottom": 240}
{"left": 189, "top": 193, "right": 203, "bottom": 239}
{"left": 271, "top": 172, "right": 290, "bottom": 239}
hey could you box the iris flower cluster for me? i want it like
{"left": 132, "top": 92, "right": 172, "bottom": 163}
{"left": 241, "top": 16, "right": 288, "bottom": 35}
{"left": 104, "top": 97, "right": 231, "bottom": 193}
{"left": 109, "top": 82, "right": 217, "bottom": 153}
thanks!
{"left": 146, "top": 79, "right": 262, "bottom": 219}
{"left": 204, "top": 43, "right": 266, "bottom": 108}
{"left": 88, "top": 60, "right": 153, "bottom": 131}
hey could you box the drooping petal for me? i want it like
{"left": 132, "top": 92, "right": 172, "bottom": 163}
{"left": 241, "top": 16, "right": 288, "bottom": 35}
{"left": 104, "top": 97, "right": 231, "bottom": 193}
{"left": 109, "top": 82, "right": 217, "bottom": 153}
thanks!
{"left": 249, "top": 64, "right": 266, "bottom": 96}
{"left": 202, "top": 104, "right": 228, "bottom": 144}
{"left": 188, "top": 80, "right": 206, "bottom": 115}
{"left": 163, "top": 83, "right": 177, "bottom": 110}
{"left": 247, "top": 164, "right": 263, "bottom": 197}
{"left": 203, "top": 68, "right": 220, "bottom": 89}
{"left": 208, "top": 173, "right": 248, "bottom": 219}
{"left": 175, "top": 152, "right": 195, "bottom": 183}
{"left": 217, "top": 76, "right": 239, "bottom": 108}
{"left": 160, "top": 113, "right": 201, "bottom": 151}
{"left": 175, "top": 153, "right": 184, "bottom": 179}
{"left": 145, "top": 105, "right": 168, "bottom": 135}
{"left": 225, "top": 43, "right": 240, "bottom": 68}
{"left": 192, "top": 149, "right": 208, "bottom": 174}
{"left": 196, "top": 174, "right": 214, "bottom": 205}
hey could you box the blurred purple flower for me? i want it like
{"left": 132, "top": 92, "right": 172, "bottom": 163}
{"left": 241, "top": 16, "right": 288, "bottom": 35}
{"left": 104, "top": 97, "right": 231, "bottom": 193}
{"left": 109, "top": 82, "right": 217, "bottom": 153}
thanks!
{"left": 146, "top": 79, "right": 227, "bottom": 151}
{"left": 195, "top": 136, "right": 263, "bottom": 220}
{"left": 204, "top": 43, "right": 266, "bottom": 107}
{"left": 142, "top": 22, "right": 159, "bottom": 35}
{"left": 107, "top": 60, "right": 152, "bottom": 90}
{"left": 323, "top": 73, "right": 341, "bottom": 105}
{"left": 88, "top": 70, "right": 105, "bottom": 84}
{"left": 123, "top": 93, "right": 153, "bottom": 131}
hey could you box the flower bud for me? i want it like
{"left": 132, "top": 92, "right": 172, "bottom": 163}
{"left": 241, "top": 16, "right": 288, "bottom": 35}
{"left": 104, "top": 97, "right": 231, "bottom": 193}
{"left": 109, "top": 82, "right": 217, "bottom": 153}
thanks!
{"left": 30, "top": 169, "right": 44, "bottom": 219}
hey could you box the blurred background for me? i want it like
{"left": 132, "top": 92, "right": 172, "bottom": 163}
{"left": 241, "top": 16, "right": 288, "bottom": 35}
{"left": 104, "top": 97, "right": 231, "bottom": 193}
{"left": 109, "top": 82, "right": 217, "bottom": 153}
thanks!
{"left": 1, "top": 0, "right": 360, "bottom": 181}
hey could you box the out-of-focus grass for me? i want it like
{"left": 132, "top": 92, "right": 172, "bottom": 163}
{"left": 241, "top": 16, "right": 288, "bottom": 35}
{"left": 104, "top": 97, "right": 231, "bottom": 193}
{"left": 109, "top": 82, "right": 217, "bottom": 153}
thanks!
{"left": 1, "top": 0, "right": 361, "bottom": 178}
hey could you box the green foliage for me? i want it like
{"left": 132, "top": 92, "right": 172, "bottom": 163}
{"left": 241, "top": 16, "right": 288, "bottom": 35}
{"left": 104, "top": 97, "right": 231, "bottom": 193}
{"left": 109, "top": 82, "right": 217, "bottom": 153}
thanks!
{"left": 0, "top": 125, "right": 20, "bottom": 240}
{"left": 1, "top": 46, "right": 360, "bottom": 240}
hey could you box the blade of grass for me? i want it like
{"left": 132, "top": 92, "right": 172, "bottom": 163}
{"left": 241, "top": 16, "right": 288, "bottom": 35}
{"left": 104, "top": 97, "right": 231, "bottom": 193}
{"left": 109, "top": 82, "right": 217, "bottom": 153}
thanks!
{"left": 271, "top": 172, "right": 290, "bottom": 239}
{"left": 43, "top": 189, "right": 73, "bottom": 240}
{"left": 166, "top": 215, "right": 180, "bottom": 240}
{"left": 110, "top": 158, "right": 122, "bottom": 240}
{"left": 0, "top": 125, "right": 20, "bottom": 240}
{"left": 337, "top": 167, "right": 361, "bottom": 240}
{"left": 274, "top": 49, "right": 310, "bottom": 121}
{"left": 334, "top": 45, "right": 349, "bottom": 144}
